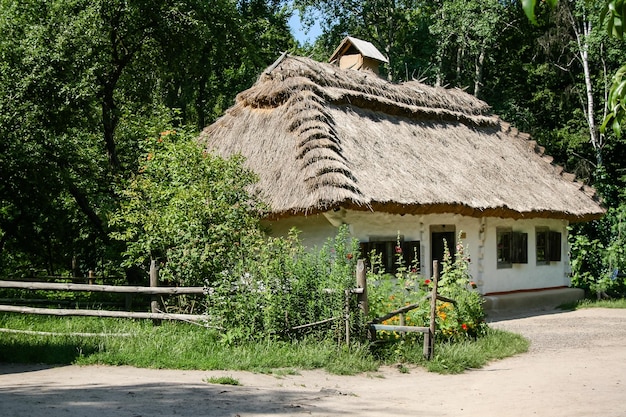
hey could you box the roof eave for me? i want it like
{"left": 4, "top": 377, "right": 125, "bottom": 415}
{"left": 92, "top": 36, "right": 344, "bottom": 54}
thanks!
{"left": 262, "top": 201, "right": 606, "bottom": 224}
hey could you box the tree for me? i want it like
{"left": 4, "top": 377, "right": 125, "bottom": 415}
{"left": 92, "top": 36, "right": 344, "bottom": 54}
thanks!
{"left": 109, "top": 128, "right": 266, "bottom": 287}
{"left": 429, "top": 0, "right": 509, "bottom": 97}
{"left": 0, "top": 0, "right": 294, "bottom": 277}
{"left": 523, "top": 0, "right": 626, "bottom": 138}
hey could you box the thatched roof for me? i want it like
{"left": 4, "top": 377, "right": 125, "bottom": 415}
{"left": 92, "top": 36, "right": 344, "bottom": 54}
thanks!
{"left": 200, "top": 54, "right": 604, "bottom": 223}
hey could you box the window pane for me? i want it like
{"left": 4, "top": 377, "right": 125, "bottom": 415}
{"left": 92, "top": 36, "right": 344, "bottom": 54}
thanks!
{"left": 548, "top": 231, "right": 562, "bottom": 262}
{"left": 497, "top": 229, "right": 512, "bottom": 268}
{"left": 536, "top": 229, "right": 547, "bottom": 264}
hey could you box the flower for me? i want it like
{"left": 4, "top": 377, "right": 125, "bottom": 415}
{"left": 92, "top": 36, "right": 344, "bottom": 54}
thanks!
{"left": 346, "top": 253, "right": 353, "bottom": 260}
{"left": 395, "top": 246, "right": 402, "bottom": 254}
{"left": 424, "top": 279, "right": 431, "bottom": 285}
{"left": 469, "top": 281, "right": 477, "bottom": 289}
{"left": 461, "top": 323, "right": 468, "bottom": 331}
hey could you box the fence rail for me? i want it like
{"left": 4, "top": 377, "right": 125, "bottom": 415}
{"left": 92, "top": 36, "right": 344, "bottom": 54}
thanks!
{"left": 0, "top": 260, "right": 206, "bottom": 324}
{"left": 0, "top": 260, "right": 450, "bottom": 359}
{"left": 0, "top": 280, "right": 204, "bottom": 295}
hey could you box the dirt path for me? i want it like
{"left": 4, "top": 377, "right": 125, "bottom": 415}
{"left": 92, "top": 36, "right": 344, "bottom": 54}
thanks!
{"left": 1, "top": 308, "right": 625, "bottom": 417}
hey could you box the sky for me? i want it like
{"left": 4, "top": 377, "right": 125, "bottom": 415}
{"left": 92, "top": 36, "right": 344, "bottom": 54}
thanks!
{"left": 288, "top": 10, "right": 322, "bottom": 44}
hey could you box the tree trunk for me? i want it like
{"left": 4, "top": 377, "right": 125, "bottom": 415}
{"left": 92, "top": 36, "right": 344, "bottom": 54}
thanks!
{"left": 101, "top": 85, "right": 121, "bottom": 171}
{"left": 474, "top": 43, "right": 486, "bottom": 98}
{"left": 568, "top": 5, "right": 603, "bottom": 167}
{"left": 456, "top": 45, "right": 463, "bottom": 84}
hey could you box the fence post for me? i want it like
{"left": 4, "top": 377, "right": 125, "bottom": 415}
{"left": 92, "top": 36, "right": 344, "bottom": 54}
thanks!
{"left": 88, "top": 270, "right": 95, "bottom": 285}
{"left": 356, "top": 259, "right": 368, "bottom": 316}
{"left": 344, "top": 289, "right": 351, "bottom": 345}
{"left": 423, "top": 260, "right": 439, "bottom": 360}
{"left": 149, "top": 260, "right": 161, "bottom": 325}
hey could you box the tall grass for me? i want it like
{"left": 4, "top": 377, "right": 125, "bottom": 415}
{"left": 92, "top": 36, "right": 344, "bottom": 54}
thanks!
{"left": 0, "top": 313, "right": 527, "bottom": 375}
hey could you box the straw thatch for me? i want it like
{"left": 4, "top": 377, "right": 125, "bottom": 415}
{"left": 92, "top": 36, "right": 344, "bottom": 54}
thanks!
{"left": 200, "top": 54, "right": 604, "bottom": 223}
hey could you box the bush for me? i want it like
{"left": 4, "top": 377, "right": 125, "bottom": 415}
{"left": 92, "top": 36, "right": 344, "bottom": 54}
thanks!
{"left": 367, "top": 233, "right": 487, "bottom": 343}
{"left": 570, "top": 205, "right": 626, "bottom": 298}
{"left": 205, "top": 225, "right": 360, "bottom": 343}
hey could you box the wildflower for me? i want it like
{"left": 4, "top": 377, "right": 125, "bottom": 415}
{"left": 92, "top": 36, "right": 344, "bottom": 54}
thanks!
{"left": 395, "top": 246, "right": 402, "bottom": 254}
{"left": 424, "top": 279, "right": 431, "bottom": 285}
{"left": 469, "top": 281, "right": 477, "bottom": 289}
{"left": 346, "top": 253, "right": 353, "bottom": 260}
{"left": 461, "top": 323, "right": 468, "bottom": 331}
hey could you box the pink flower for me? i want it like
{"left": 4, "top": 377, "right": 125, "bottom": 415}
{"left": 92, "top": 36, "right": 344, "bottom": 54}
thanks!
{"left": 395, "top": 246, "right": 402, "bottom": 254}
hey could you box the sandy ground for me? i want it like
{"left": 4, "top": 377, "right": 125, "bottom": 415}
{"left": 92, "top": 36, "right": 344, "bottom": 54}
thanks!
{"left": 1, "top": 308, "right": 625, "bottom": 417}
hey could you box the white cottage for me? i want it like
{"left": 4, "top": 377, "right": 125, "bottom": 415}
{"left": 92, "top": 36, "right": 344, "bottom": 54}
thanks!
{"left": 200, "top": 37, "right": 605, "bottom": 311}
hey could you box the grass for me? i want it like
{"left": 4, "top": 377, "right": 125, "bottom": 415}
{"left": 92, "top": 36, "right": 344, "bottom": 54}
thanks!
{"left": 558, "top": 297, "right": 626, "bottom": 311}
{"left": 205, "top": 375, "right": 241, "bottom": 385}
{"left": 574, "top": 297, "right": 626, "bottom": 309}
{"left": 0, "top": 313, "right": 528, "bottom": 375}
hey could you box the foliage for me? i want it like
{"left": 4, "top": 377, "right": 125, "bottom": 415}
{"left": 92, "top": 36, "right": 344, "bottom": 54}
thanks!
{"left": 110, "top": 128, "right": 264, "bottom": 287}
{"left": 366, "top": 233, "right": 486, "bottom": 347}
{"left": 0, "top": 0, "right": 293, "bottom": 278}
{"left": 205, "top": 225, "right": 361, "bottom": 343}
{"left": 570, "top": 205, "right": 626, "bottom": 297}
{"left": 438, "top": 239, "right": 487, "bottom": 340}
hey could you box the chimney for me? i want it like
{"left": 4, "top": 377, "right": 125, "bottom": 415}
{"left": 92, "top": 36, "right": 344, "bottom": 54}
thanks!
{"left": 329, "top": 36, "right": 389, "bottom": 75}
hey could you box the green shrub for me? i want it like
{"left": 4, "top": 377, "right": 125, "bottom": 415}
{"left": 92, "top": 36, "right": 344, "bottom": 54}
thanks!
{"left": 570, "top": 205, "right": 626, "bottom": 298}
{"left": 367, "top": 233, "right": 486, "bottom": 343}
{"left": 205, "top": 225, "right": 360, "bottom": 342}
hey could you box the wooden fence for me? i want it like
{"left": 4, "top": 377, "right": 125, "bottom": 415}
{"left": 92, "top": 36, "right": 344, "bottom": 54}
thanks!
{"left": 0, "top": 260, "right": 206, "bottom": 323}
{"left": 0, "top": 260, "right": 452, "bottom": 359}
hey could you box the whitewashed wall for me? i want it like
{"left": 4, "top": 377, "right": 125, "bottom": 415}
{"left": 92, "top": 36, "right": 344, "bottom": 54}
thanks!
{"left": 262, "top": 210, "right": 571, "bottom": 295}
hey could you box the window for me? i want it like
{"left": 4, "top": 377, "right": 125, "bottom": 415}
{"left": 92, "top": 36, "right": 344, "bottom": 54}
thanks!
{"left": 548, "top": 231, "right": 562, "bottom": 261}
{"left": 497, "top": 228, "right": 528, "bottom": 269}
{"left": 536, "top": 228, "right": 548, "bottom": 265}
{"left": 536, "top": 228, "right": 562, "bottom": 264}
{"left": 360, "top": 237, "right": 420, "bottom": 274}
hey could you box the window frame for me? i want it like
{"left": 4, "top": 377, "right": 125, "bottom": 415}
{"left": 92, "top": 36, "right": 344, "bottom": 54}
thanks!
{"left": 536, "top": 228, "right": 562, "bottom": 264}
{"left": 497, "top": 227, "right": 528, "bottom": 269}
{"left": 536, "top": 227, "right": 549, "bottom": 265}
{"left": 360, "top": 236, "right": 421, "bottom": 274}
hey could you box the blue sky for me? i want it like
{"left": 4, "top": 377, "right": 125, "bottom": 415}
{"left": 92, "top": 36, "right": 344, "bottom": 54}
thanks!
{"left": 288, "top": 10, "right": 322, "bottom": 44}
